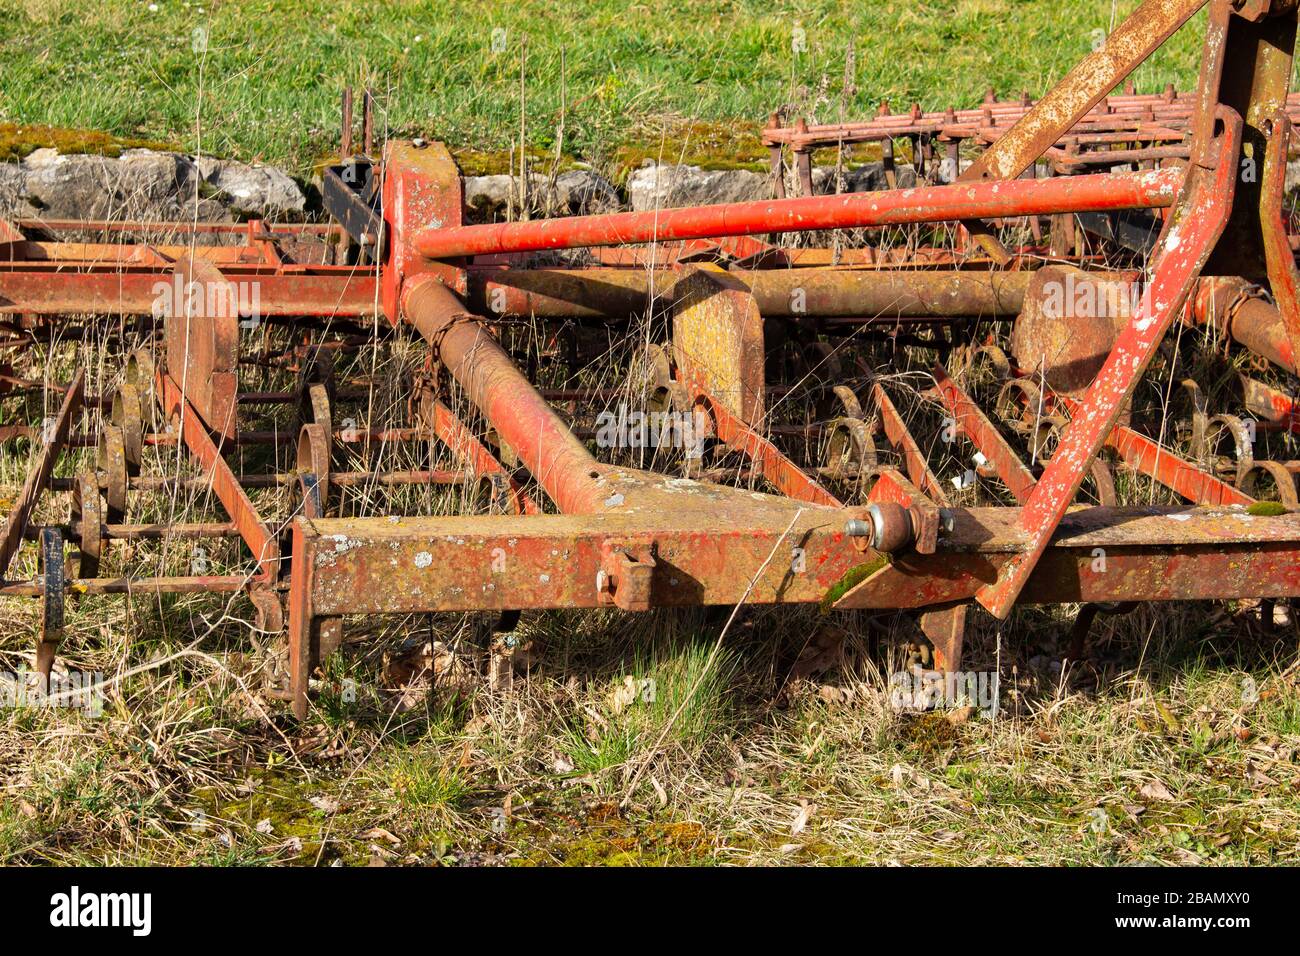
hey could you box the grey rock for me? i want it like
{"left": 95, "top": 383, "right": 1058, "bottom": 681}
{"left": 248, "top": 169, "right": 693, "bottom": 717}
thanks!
{"left": 15, "top": 148, "right": 233, "bottom": 236}
{"left": 464, "top": 169, "right": 621, "bottom": 221}
{"left": 627, "top": 161, "right": 921, "bottom": 211}
{"left": 0, "top": 162, "right": 36, "bottom": 220}
{"left": 194, "top": 155, "right": 305, "bottom": 219}
{"left": 463, "top": 174, "right": 522, "bottom": 220}
{"left": 798, "top": 161, "right": 919, "bottom": 196}
{"left": 23, "top": 152, "right": 127, "bottom": 219}
{"left": 551, "top": 169, "right": 620, "bottom": 214}
{"left": 627, "top": 163, "right": 768, "bottom": 211}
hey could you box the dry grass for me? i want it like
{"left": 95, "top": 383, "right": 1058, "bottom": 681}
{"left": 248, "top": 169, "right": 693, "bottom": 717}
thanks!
{"left": 4, "top": 243, "right": 1300, "bottom": 866}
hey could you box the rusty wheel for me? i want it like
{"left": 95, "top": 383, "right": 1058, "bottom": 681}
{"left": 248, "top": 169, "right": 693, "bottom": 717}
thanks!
{"left": 821, "top": 416, "right": 877, "bottom": 483}
{"left": 111, "top": 383, "right": 144, "bottom": 474}
{"left": 70, "top": 472, "right": 104, "bottom": 579}
{"left": 1237, "top": 459, "right": 1299, "bottom": 505}
{"left": 297, "top": 423, "right": 333, "bottom": 517}
{"left": 97, "top": 423, "right": 128, "bottom": 519}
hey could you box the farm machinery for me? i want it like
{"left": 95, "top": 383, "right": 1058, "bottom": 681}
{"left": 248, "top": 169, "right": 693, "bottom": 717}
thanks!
{"left": 3, "top": 0, "right": 1300, "bottom": 718}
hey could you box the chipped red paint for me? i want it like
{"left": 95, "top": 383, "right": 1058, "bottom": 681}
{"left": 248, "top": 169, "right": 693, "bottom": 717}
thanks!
{"left": 976, "top": 106, "right": 1243, "bottom": 618}
{"left": 412, "top": 167, "right": 1182, "bottom": 259}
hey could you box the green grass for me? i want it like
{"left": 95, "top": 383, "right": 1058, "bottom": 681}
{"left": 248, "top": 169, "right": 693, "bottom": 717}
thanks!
{"left": 561, "top": 636, "right": 737, "bottom": 780}
{"left": 0, "top": 0, "right": 1211, "bottom": 175}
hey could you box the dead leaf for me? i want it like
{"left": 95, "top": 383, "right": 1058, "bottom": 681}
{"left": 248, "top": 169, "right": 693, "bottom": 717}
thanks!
{"left": 607, "top": 675, "right": 640, "bottom": 715}
{"left": 792, "top": 626, "right": 848, "bottom": 680}
{"left": 791, "top": 800, "right": 815, "bottom": 836}
{"left": 309, "top": 795, "right": 340, "bottom": 814}
{"left": 255, "top": 818, "right": 274, "bottom": 835}
{"left": 1153, "top": 700, "right": 1181, "bottom": 733}
{"left": 1139, "top": 779, "right": 1175, "bottom": 802}
{"left": 1121, "top": 802, "right": 1146, "bottom": 820}
{"left": 946, "top": 705, "right": 976, "bottom": 726}
{"left": 552, "top": 754, "right": 575, "bottom": 774}
{"left": 384, "top": 640, "right": 478, "bottom": 709}
{"left": 817, "top": 684, "right": 852, "bottom": 705}
{"left": 488, "top": 636, "right": 539, "bottom": 692}
{"left": 363, "top": 827, "right": 403, "bottom": 846}
{"left": 1246, "top": 761, "right": 1278, "bottom": 790}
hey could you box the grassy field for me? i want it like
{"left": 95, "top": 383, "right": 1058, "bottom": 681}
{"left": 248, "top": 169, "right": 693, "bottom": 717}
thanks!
{"left": 2, "top": 310, "right": 1299, "bottom": 867}
{"left": 1, "top": 0, "right": 1210, "bottom": 175}
{"left": 2, "top": 2, "right": 1300, "bottom": 868}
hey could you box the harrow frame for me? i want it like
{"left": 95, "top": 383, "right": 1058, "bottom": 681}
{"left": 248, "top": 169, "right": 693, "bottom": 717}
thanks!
{"left": 3, "top": 0, "right": 1300, "bottom": 720}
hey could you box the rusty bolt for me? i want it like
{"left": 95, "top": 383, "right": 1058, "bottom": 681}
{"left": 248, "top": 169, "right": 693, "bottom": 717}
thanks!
{"left": 866, "top": 502, "right": 916, "bottom": 553}
{"left": 844, "top": 518, "right": 873, "bottom": 538}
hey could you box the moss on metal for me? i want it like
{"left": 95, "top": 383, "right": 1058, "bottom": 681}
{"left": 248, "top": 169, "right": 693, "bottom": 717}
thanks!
{"left": 819, "top": 554, "right": 891, "bottom": 614}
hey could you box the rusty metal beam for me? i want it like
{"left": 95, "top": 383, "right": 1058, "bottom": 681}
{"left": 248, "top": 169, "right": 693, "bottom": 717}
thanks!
{"left": 413, "top": 166, "right": 1182, "bottom": 259}
{"left": 157, "top": 371, "right": 280, "bottom": 581}
{"left": 0, "top": 369, "right": 84, "bottom": 579}
{"left": 975, "top": 106, "right": 1242, "bottom": 618}
{"left": 702, "top": 394, "right": 842, "bottom": 507}
{"left": 933, "top": 363, "right": 1037, "bottom": 503}
{"left": 430, "top": 398, "right": 542, "bottom": 515}
{"left": 835, "top": 503, "right": 1300, "bottom": 610}
{"left": 1054, "top": 393, "right": 1255, "bottom": 505}
{"left": 0, "top": 270, "right": 378, "bottom": 317}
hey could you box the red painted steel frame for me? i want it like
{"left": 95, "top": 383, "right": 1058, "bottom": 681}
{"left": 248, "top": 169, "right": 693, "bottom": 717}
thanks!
{"left": 413, "top": 167, "right": 1182, "bottom": 259}
{"left": 430, "top": 398, "right": 542, "bottom": 515}
{"left": 14, "top": 1, "right": 1300, "bottom": 727}
{"left": 976, "top": 108, "right": 1243, "bottom": 618}
{"left": 0, "top": 271, "right": 379, "bottom": 318}
{"left": 158, "top": 372, "right": 280, "bottom": 581}
{"left": 698, "top": 391, "right": 842, "bottom": 507}
{"left": 932, "top": 363, "right": 1037, "bottom": 504}
{"left": 1054, "top": 393, "right": 1255, "bottom": 506}
{"left": 0, "top": 369, "right": 84, "bottom": 579}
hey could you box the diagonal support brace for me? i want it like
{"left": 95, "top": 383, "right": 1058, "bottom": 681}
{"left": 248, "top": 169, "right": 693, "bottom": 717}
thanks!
{"left": 976, "top": 107, "right": 1243, "bottom": 618}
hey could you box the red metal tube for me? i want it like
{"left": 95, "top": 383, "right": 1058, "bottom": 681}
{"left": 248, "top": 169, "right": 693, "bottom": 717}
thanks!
{"left": 1187, "top": 278, "right": 1297, "bottom": 375}
{"left": 413, "top": 167, "right": 1183, "bottom": 259}
{"left": 401, "top": 276, "right": 607, "bottom": 514}
{"left": 467, "top": 267, "right": 1034, "bottom": 318}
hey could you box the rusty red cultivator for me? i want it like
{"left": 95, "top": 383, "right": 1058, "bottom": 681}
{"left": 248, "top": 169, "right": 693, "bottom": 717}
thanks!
{"left": 4, "top": 0, "right": 1300, "bottom": 718}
